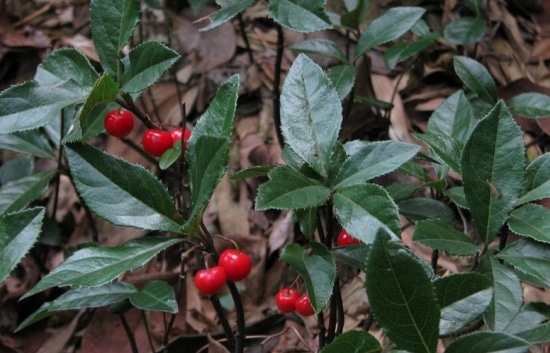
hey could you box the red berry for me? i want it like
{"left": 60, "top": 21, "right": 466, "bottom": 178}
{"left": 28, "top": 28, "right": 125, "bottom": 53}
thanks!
{"left": 170, "top": 128, "right": 192, "bottom": 145}
{"left": 194, "top": 266, "right": 227, "bottom": 295}
{"left": 275, "top": 288, "right": 299, "bottom": 313}
{"left": 142, "top": 129, "right": 174, "bottom": 157}
{"left": 218, "top": 249, "right": 252, "bottom": 281}
{"left": 295, "top": 294, "right": 315, "bottom": 316}
{"left": 336, "top": 229, "right": 361, "bottom": 247}
{"left": 104, "top": 109, "right": 134, "bottom": 138}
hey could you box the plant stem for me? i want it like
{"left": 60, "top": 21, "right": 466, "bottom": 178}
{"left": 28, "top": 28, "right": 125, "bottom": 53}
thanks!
{"left": 141, "top": 311, "right": 156, "bottom": 353}
{"left": 237, "top": 14, "right": 254, "bottom": 65}
{"left": 334, "top": 278, "right": 345, "bottom": 335}
{"left": 317, "top": 312, "right": 326, "bottom": 349}
{"left": 116, "top": 96, "right": 158, "bottom": 129}
{"left": 273, "top": 23, "right": 285, "bottom": 147}
{"left": 431, "top": 249, "right": 439, "bottom": 273}
{"left": 499, "top": 228, "right": 509, "bottom": 251}
{"left": 363, "top": 308, "right": 374, "bottom": 331}
{"left": 210, "top": 295, "right": 236, "bottom": 351}
{"left": 51, "top": 110, "right": 65, "bottom": 219}
{"left": 119, "top": 313, "right": 139, "bottom": 353}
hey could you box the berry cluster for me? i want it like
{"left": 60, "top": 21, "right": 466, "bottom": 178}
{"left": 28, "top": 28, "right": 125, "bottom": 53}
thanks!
{"left": 194, "top": 249, "right": 252, "bottom": 295}
{"left": 275, "top": 288, "right": 314, "bottom": 316}
{"left": 104, "top": 109, "right": 192, "bottom": 157}
{"left": 336, "top": 229, "right": 360, "bottom": 247}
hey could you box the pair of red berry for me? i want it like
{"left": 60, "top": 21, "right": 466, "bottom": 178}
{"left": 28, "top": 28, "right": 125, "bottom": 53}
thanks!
{"left": 336, "top": 229, "right": 360, "bottom": 247}
{"left": 275, "top": 288, "right": 314, "bottom": 316}
{"left": 194, "top": 249, "right": 252, "bottom": 295}
{"left": 104, "top": 109, "right": 192, "bottom": 157}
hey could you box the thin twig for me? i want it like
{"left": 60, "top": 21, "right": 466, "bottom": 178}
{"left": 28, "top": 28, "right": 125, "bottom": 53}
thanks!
{"left": 210, "top": 295, "right": 236, "bottom": 351}
{"left": 119, "top": 313, "right": 139, "bottom": 353}
{"left": 431, "top": 249, "right": 439, "bottom": 273}
{"left": 317, "top": 312, "right": 326, "bottom": 349}
{"left": 237, "top": 14, "right": 254, "bottom": 65}
{"left": 141, "top": 311, "right": 156, "bottom": 353}
{"left": 273, "top": 23, "right": 285, "bottom": 147}
{"left": 116, "top": 97, "right": 158, "bottom": 129}
{"left": 334, "top": 278, "right": 345, "bottom": 335}
{"left": 121, "top": 138, "right": 156, "bottom": 164}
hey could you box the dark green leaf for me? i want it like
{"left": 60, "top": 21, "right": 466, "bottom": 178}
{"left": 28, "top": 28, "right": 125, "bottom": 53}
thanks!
{"left": 508, "top": 204, "right": 550, "bottom": 243}
{"left": 24, "top": 237, "right": 181, "bottom": 298}
{"left": 517, "top": 153, "right": 550, "bottom": 205}
{"left": 0, "top": 208, "right": 45, "bottom": 283}
{"left": 199, "top": 0, "right": 255, "bottom": 31}
{"left": 385, "top": 183, "right": 418, "bottom": 202}
{"left": 453, "top": 56, "right": 497, "bottom": 103}
{"left": 444, "top": 17, "right": 486, "bottom": 45}
{"left": 341, "top": 0, "right": 371, "bottom": 29}
{"left": 333, "top": 244, "right": 370, "bottom": 269}
{"left": 508, "top": 92, "right": 550, "bottom": 118}
{"left": 121, "top": 41, "right": 180, "bottom": 93}
{"left": 289, "top": 39, "right": 347, "bottom": 62}
{"left": 416, "top": 132, "right": 462, "bottom": 172}
{"left": 0, "top": 158, "right": 34, "bottom": 185}
{"left": 413, "top": 220, "right": 477, "bottom": 256}
{"left": 505, "top": 305, "right": 547, "bottom": 335}
{"left": 446, "top": 186, "right": 469, "bottom": 209}
{"left": 0, "top": 131, "right": 55, "bottom": 159}
{"left": 428, "top": 90, "right": 475, "bottom": 141}
{"left": 268, "top": 0, "right": 332, "bottom": 33}
{"left": 230, "top": 165, "right": 274, "bottom": 181}
{"left": 66, "top": 143, "right": 181, "bottom": 232}
{"left": 384, "top": 33, "right": 439, "bottom": 69}
{"left": 398, "top": 198, "right": 455, "bottom": 223}
{"left": 356, "top": 7, "right": 426, "bottom": 57}
{"left": 295, "top": 207, "right": 317, "bottom": 238}
{"left": 366, "top": 235, "right": 439, "bottom": 353}
{"left": 159, "top": 141, "right": 182, "bottom": 170}
{"left": 0, "top": 171, "right": 55, "bottom": 215}
{"left": 320, "top": 331, "right": 381, "bottom": 353}
{"left": 327, "top": 64, "right": 356, "bottom": 99}
{"left": 434, "top": 273, "right": 492, "bottom": 335}
{"left": 445, "top": 332, "right": 528, "bottom": 353}
{"left": 90, "top": 0, "right": 140, "bottom": 77}
{"left": 280, "top": 54, "right": 342, "bottom": 177}
{"left": 462, "top": 101, "right": 525, "bottom": 244}
{"left": 255, "top": 166, "right": 331, "bottom": 210}
{"left": 130, "top": 280, "right": 177, "bottom": 313}
{"left": 333, "top": 183, "right": 400, "bottom": 244}
{"left": 498, "top": 239, "right": 550, "bottom": 288}
{"left": 186, "top": 75, "right": 239, "bottom": 232}
{"left": 517, "top": 323, "right": 550, "bottom": 345}
{"left": 35, "top": 48, "right": 98, "bottom": 88}
{"left": 334, "top": 141, "right": 420, "bottom": 189}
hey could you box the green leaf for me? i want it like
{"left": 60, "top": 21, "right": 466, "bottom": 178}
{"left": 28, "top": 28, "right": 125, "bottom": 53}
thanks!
{"left": 66, "top": 143, "right": 181, "bottom": 232}
{"left": 444, "top": 17, "right": 486, "bottom": 45}
{"left": 199, "top": 0, "right": 255, "bottom": 31}
{"left": 17, "top": 282, "right": 137, "bottom": 331}
{"left": 0, "top": 208, "right": 45, "bottom": 283}
{"left": 434, "top": 273, "right": 492, "bottom": 335}
{"left": 35, "top": 48, "right": 98, "bottom": 88}
{"left": 130, "top": 280, "right": 177, "bottom": 313}
{"left": 517, "top": 323, "right": 550, "bottom": 345}
{"left": 333, "top": 184, "right": 400, "bottom": 244}
{"left": 398, "top": 198, "right": 455, "bottom": 223}
{"left": 413, "top": 220, "right": 477, "bottom": 256}
{"left": 445, "top": 332, "right": 528, "bottom": 353}
{"left": 453, "top": 56, "right": 497, "bottom": 103}
{"left": 0, "top": 131, "right": 55, "bottom": 159}
{"left": 320, "top": 331, "right": 381, "bottom": 353}
{"left": 482, "top": 257, "right": 523, "bottom": 331}
{"left": 121, "top": 41, "right": 180, "bottom": 93}
{"left": 341, "top": 0, "right": 371, "bottom": 29}
{"left": 385, "top": 183, "right": 418, "bottom": 202}
{"left": 446, "top": 186, "right": 469, "bottom": 209}
{"left": 281, "top": 242, "right": 336, "bottom": 313}
{"left": 268, "top": 0, "right": 332, "bottom": 33}
{"left": 295, "top": 208, "right": 317, "bottom": 237}
{"left": 230, "top": 165, "right": 274, "bottom": 181}
{"left": 185, "top": 75, "right": 239, "bottom": 232}
{"left": 327, "top": 64, "right": 356, "bottom": 100}
{"left": 334, "top": 141, "right": 420, "bottom": 189}
{"left": 280, "top": 54, "right": 342, "bottom": 177}
{"left": 504, "top": 304, "right": 547, "bottom": 335}
{"left": 333, "top": 244, "right": 370, "bottom": 269}
{"left": 356, "top": 7, "right": 426, "bottom": 57}
{"left": 366, "top": 235, "right": 439, "bottom": 353}
{"left": 24, "top": 237, "right": 181, "bottom": 298}
{"left": 416, "top": 132, "right": 462, "bottom": 173}
{"left": 428, "top": 90, "right": 475, "bottom": 142}
{"left": 498, "top": 239, "right": 550, "bottom": 288}
{"left": 508, "top": 92, "right": 550, "bottom": 118}
{"left": 517, "top": 153, "right": 550, "bottom": 205}
{"left": 0, "top": 158, "right": 34, "bottom": 185}
{"left": 508, "top": 204, "right": 550, "bottom": 243}
{"left": 0, "top": 171, "right": 55, "bottom": 215}
{"left": 90, "top": 0, "right": 140, "bottom": 77}
{"left": 384, "top": 33, "right": 439, "bottom": 70}
{"left": 256, "top": 166, "right": 331, "bottom": 210}
{"left": 462, "top": 101, "right": 525, "bottom": 244}
{"left": 159, "top": 141, "right": 182, "bottom": 170}
{"left": 289, "top": 39, "right": 347, "bottom": 63}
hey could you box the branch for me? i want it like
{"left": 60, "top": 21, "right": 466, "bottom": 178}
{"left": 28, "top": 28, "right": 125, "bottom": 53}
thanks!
{"left": 273, "top": 23, "right": 285, "bottom": 147}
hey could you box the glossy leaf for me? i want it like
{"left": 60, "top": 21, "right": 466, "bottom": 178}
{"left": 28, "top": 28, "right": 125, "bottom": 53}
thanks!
{"left": 130, "top": 280, "right": 177, "bottom": 313}
{"left": 0, "top": 208, "right": 45, "bottom": 283}
{"left": 505, "top": 304, "right": 547, "bottom": 335}
{"left": 290, "top": 39, "right": 347, "bottom": 62}
{"left": 398, "top": 198, "right": 455, "bottom": 223}
{"left": 280, "top": 54, "right": 342, "bottom": 177}
{"left": 334, "top": 141, "right": 420, "bottom": 189}
{"left": 453, "top": 56, "right": 497, "bottom": 103}
{"left": 199, "top": 0, "right": 255, "bottom": 31}
{"left": 508, "top": 204, "right": 550, "bottom": 243}
{"left": 416, "top": 132, "right": 462, "bottom": 173}
{"left": 517, "top": 153, "right": 550, "bottom": 205}
{"left": 333, "top": 183, "right": 400, "bottom": 244}
{"left": 332, "top": 244, "right": 370, "bottom": 270}
{"left": 384, "top": 33, "right": 439, "bottom": 69}
{"left": 186, "top": 75, "right": 239, "bottom": 232}
{"left": 0, "top": 131, "right": 55, "bottom": 159}
{"left": 66, "top": 143, "right": 181, "bottom": 232}
{"left": 428, "top": 90, "right": 475, "bottom": 141}
{"left": 444, "top": 17, "right": 486, "bottom": 45}
{"left": 255, "top": 166, "right": 331, "bottom": 210}
{"left": 0, "top": 171, "right": 55, "bottom": 215}
{"left": 159, "top": 141, "right": 182, "bottom": 170}
{"left": 35, "top": 48, "right": 98, "bottom": 88}
{"left": 498, "top": 239, "right": 550, "bottom": 288}
{"left": 517, "top": 322, "right": 550, "bottom": 344}
{"left": 268, "top": 0, "right": 331, "bottom": 33}
{"left": 446, "top": 186, "right": 468, "bottom": 209}
{"left": 121, "top": 41, "right": 180, "bottom": 93}
{"left": 320, "top": 331, "right": 381, "bottom": 353}
{"left": 508, "top": 92, "right": 550, "bottom": 118}
{"left": 366, "top": 235, "right": 439, "bottom": 353}
{"left": 462, "top": 101, "right": 525, "bottom": 244}
{"left": 327, "top": 64, "right": 356, "bottom": 99}
{"left": 445, "top": 332, "right": 528, "bottom": 353}
{"left": 356, "top": 7, "right": 426, "bottom": 57}
{"left": 24, "top": 237, "right": 181, "bottom": 298}
{"left": 413, "top": 220, "right": 477, "bottom": 256}
{"left": 230, "top": 165, "right": 273, "bottom": 181}
{"left": 0, "top": 158, "right": 34, "bottom": 185}
{"left": 90, "top": 0, "right": 140, "bottom": 76}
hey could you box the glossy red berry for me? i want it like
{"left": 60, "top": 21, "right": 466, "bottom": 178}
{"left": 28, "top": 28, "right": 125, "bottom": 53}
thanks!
{"left": 275, "top": 288, "right": 299, "bottom": 313}
{"left": 104, "top": 109, "right": 134, "bottom": 138}
{"left": 218, "top": 249, "right": 252, "bottom": 281}
{"left": 142, "top": 129, "right": 174, "bottom": 157}
{"left": 336, "top": 229, "right": 361, "bottom": 247}
{"left": 170, "top": 128, "right": 192, "bottom": 145}
{"left": 194, "top": 266, "right": 227, "bottom": 295}
{"left": 295, "top": 294, "right": 315, "bottom": 316}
